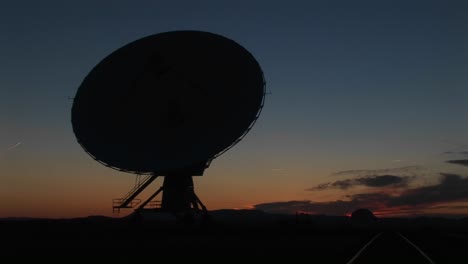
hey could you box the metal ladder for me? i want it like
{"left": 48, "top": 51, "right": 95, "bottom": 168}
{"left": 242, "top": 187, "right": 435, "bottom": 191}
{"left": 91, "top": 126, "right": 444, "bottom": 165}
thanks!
{"left": 112, "top": 174, "right": 158, "bottom": 214}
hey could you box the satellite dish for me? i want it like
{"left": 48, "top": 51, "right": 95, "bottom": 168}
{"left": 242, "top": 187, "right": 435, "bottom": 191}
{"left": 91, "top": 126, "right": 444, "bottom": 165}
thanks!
{"left": 71, "top": 30, "right": 265, "bottom": 216}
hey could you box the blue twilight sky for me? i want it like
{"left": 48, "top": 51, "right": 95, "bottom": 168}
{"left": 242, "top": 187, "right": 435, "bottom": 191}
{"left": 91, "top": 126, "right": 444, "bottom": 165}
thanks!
{"left": 0, "top": 0, "right": 467, "bottom": 218}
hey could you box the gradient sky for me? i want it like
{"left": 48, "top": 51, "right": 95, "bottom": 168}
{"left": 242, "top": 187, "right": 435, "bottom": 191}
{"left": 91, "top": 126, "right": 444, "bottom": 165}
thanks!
{"left": 1, "top": 0, "right": 467, "bottom": 218}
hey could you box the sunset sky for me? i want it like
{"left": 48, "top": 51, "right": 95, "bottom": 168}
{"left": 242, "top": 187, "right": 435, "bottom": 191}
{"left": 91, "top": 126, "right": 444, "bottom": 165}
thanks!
{"left": 1, "top": 0, "right": 467, "bottom": 218}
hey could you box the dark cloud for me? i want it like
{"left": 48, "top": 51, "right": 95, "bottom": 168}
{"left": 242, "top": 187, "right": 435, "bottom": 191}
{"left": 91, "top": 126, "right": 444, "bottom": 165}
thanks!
{"left": 308, "top": 175, "right": 411, "bottom": 190}
{"left": 311, "top": 183, "right": 334, "bottom": 190}
{"left": 252, "top": 201, "right": 314, "bottom": 214}
{"left": 446, "top": 159, "right": 468, "bottom": 167}
{"left": 308, "top": 179, "right": 354, "bottom": 190}
{"left": 256, "top": 174, "right": 468, "bottom": 216}
{"left": 359, "top": 175, "right": 407, "bottom": 187}
{"left": 333, "top": 166, "right": 422, "bottom": 177}
{"left": 388, "top": 173, "right": 468, "bottom": 206}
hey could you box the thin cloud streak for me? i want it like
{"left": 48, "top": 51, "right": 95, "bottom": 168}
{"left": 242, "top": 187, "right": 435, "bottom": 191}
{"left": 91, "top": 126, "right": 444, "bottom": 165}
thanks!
{"left": 332, "top": 166, "right": 422, "bottom": 177}
{"left": 443, "top": 151, "right": 468, "bottom": 156}
{"left": 308, "top": 175, "right": 413, "bottom": 191}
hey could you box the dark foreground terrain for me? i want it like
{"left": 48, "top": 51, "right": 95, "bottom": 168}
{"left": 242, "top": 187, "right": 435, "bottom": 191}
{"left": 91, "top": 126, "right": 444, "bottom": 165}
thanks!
{"left": 1, "top": 210, "right": 468, "bottom": 263}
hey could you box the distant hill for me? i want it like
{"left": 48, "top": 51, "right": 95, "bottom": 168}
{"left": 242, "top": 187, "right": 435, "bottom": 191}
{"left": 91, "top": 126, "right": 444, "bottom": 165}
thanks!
{"left": 1, "top": 210, "right": 468, "bottom": 231}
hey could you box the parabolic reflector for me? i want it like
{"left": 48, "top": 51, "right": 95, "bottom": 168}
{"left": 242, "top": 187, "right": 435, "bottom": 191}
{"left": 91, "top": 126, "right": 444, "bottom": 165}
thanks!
{"left": 72, "top": 31, "right": 265, "bottom": 174}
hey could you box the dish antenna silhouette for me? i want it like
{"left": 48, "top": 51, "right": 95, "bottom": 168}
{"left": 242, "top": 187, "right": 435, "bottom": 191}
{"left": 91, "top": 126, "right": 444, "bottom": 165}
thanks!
{"left": 72, "top": 30, "right": 265, "bottom": 218}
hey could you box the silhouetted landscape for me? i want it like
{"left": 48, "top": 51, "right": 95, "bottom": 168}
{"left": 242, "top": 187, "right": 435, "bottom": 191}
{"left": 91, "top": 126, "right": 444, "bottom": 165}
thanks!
{"left": 2, "top": 210, "right": 468, "bottom": 263}
{"left": 1, "top": 2, "right": 467, "bottom": 263}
